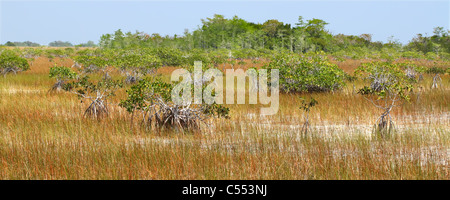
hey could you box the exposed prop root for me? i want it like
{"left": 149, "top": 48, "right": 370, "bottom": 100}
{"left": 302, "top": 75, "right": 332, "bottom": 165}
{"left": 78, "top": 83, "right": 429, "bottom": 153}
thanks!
{"left": 142, "top": 99, "right": 206, "bottom": 132}
{"left": 373, "top": 106, "right": 395, "bottom": 136}
{"left": 84, "top": 98, "right": 109, "bottom": 119}
{"left": 1, "top": 67, "right": 20, "bottom": 77}
{"left": 71, "top": 62, "right": 82, "bottom": 69}
{"left": 300, "top": 117, "right": 310, "bottom": 137}
{"left": 49, "top": 80, "right": 65, "bottom": 93}
{"left": 431, "top": 74, "right": 442, "bottom": 89}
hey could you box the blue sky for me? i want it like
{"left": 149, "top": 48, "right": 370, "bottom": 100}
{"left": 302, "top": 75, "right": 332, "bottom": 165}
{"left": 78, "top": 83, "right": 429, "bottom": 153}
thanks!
{"left": 0, "top": 0, "right": 449, "bottom": 45}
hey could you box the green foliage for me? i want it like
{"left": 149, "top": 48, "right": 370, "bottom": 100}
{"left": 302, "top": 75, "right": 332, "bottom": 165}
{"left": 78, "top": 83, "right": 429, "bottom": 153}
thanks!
{"left": 119, "top": 78, "right": 173, "bottom": 113}
{"left": 344, "top": 74, "right": 358, "bottom": 82}
{"left": 183, "top": 49, "right": 213, "bottom": 67}
{"left": 48, "top": 41, "right": 73, "bottom": 47}
{"left": 201, "top": 103, "right": 230, "bottom": 119}
{"left": 355, "top": 61, "right": 413, "bottom": 101}
{"left": 299, "top": 97, "right": 318, "bottom": 112}
{"left": 426, "top": 66, "right": 446, "bottom": 74}
{"left": 208, "top": 49, "right": 229, "bottom": 66}
{"left": 99, "top": 29, "right": 141, "bottom": 49}
{"left": 20, "top": 48, "right": 44, "bottom": 59}
{"left": 63, "top": 75, "right": 123, "bottom": 118}
{"left": 72, "top": 49, "right": 114, "bottom": 73}
{"left": 120, "top": 78, "right": 230, "bottom": 118}
{"left": 355, "top": 61, "right": 417, "bottom": 135}
{"left": 406, "top": 27, "right": 450, "bottom": 54}
{"left": 95, "top": 15, "right": 449, "bottom": 61}
{"left": 150, "top": 47, "right": 185, "bottom": 66}
{"left": 49, "top": 66, "right": 77, "bottom": 81}
{"left": 45, "top": 48, "right": 74, "bottom": 59}
{"left": 0, "top": 49, "right": 30, "bottom": 76}
{"left": 298, "top": 96, "right": 318, "bottom": 136}
{"left": 49, "top": 66, "right": 78, "bottom": 92}
{"left": 357, "top": 86, "right": 374, "bottom": 95}
{"left": 401, "top": 51, "right": 425, "bottom": 59}
{"left": 120, "top": 78, "right": 230, "bottom": 132}
{"left": 232, "top": 49, "right": 259, "bottom": 59}
{"left": 115, "top": 48, "right": 162, "bottom": 74}
{"left": 263, "top": 51, "right": 346, "bottom": 93}
{"left": 4, "top": 41, "right": 15, "bottom": 46}
{"left": 63, "top": 75, "right": 123, "bottom": 99}
{"left": 92, "top": 15, "right": 348, "bottom": 54}
{"left": 76, "top": 41, "right": 97, "bottom": 47}
{"left": 4, "top": 41, "right": 40, "bottom": 47}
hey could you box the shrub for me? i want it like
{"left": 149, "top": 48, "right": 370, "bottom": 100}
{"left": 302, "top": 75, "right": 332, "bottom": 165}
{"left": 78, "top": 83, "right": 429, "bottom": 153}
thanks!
{"left": 299, "top": 97, "right": 318, "bottom": 136}
{"left": 115, "top": 48, "right": 162, "bottom": 84}
{"left": 263, "top": 52, "right": 346, "bottom": 93}
{"left": 182, "top": 49, "right": 212, "bottom": 68}
{"left": 426, "top": 66, "right": 446, "bottom": 75}
{"left": 355, "top": 61, "right": 414, "bottom": 135}
{"left": 120, "top": 78, "right": 229, "bottom": 132}
{"left": 49, "top": 66, "right": 77, "bottom": 92}
{"left": 426, "top": 66, "right": 446, "bottom": 89}
{"left": 150, "top": 48, "right": 185, "bottom": 66}
{"left": 63, "top": 76, "right": 123, "bottom": 119}
{"left": 355, "top": 61, "right": 416, "bottom": 92}
{"left": 72, "top": 49, "right": 113, "bottom": 74}
{"left": 0, "top": 50, "right": 30, "bottom": 77}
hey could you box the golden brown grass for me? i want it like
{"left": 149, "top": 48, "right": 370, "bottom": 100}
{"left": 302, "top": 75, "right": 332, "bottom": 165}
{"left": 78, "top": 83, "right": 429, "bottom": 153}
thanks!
{"left": 0, "top": 57, "right": 448, "bottom": 179}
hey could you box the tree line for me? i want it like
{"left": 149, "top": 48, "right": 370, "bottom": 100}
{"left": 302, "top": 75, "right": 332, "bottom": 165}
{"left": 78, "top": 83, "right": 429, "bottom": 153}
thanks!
{"left": 2, "top": 14, "right": 448, "bottom": 57}
{"left": 3, "top": 40, "right": 97, "bottom": 47}
{"left": 98, "top": 14, "right": 449, "bottom": 55}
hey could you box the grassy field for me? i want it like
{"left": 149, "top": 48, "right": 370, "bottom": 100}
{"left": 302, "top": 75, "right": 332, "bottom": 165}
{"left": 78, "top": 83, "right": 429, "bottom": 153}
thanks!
{"left": 0, "top": 57, "right": 448, "bottom": 179}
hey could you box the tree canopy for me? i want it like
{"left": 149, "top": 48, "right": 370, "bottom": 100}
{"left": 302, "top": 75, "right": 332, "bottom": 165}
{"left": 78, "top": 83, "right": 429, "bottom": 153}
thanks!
{"left": 97, "top": 15, "right": 449, "bottom": 57}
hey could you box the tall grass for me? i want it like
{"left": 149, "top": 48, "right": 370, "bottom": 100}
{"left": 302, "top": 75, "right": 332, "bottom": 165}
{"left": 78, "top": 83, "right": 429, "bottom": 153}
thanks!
{"left": 0, "top": 57, "right": 448, "bottom": 179}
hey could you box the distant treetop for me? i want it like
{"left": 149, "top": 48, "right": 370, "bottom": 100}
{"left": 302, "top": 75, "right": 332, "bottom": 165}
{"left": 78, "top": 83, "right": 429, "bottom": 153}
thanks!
{"left": 48, "top": 41, "right": 73, "bottom": 47}
{"left": 3, "top": 41, "right": 40, "bottom": 47}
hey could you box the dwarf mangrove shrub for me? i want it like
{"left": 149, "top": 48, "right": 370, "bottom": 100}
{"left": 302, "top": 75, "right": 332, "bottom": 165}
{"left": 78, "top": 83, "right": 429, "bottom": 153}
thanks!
{"left": 426, "top": 66, "right": 446, "bottom": 89}
{"left": 63, "top": 75, "right": 123, "bottom": 119}
{"left": 49, "top": 66, "right": 77, "bottom": 92}
{"left": 264, "top": 52, "right": 346, "bottom": 93}
{"left": 120, "top": 78, "right": 229, "bottom": 132}
{"left": 299, "top": 97, "right": 318, "bottom": 136}
{"left": 182, "top": 49, "right": 213, "bottom": 68}
{"left": 150, "top": 47, "right": 185, "bottom": 67}
{"left": 0, "top": 49, "right": 30, "bottom": 77}
{"left": 356, "top": 62, "right": 417, "bottom": 93}
{"left": 355, "top": 61, "right": 414, "bottom": 135}
{"left": 115, "top": 48, "right": 162, "bottom": 84}
{"left": 72, "top": 49, "right": 114, "bottom": 74}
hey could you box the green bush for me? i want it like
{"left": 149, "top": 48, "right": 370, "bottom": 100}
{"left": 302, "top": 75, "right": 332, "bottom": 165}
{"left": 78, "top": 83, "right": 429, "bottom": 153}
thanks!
{"left": 0, "top": 50, "right": 30, "bottom": 76}
{"left": 49, "top": 66, "right": 78, "bottom": 91}
{"left": 72, "top": 49, "right": 115, "bottom": 73}
{"left": 355, "top": 61, "right": 413, "bottom": 99}
{"left": 355, "top": 61, "right": 415, "bottom": 134}
{"left": 49, "top": 66, "right": 77, "bottom": 80}
{"left": 120, "top": 78, "right": 229, "bottom": 132}
{"left": 150, "top": 47, "right": 185, "bottom": 66}
{"left": 115, "top": 48, "right": 162, "bottom": 83}
{"left": 263, "top": 52, "right": 346, "bottom": 93}
{"left": 426, "top": 66, "right": 446, "bottom": 75}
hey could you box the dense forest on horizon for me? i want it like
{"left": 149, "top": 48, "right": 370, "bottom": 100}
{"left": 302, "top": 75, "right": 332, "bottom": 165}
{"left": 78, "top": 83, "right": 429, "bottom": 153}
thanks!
{"left": 3, "top": 14, "right": 449, "bottom": 57}
{"left": 98, "top": 15, "right": 449, "bottom": 54}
